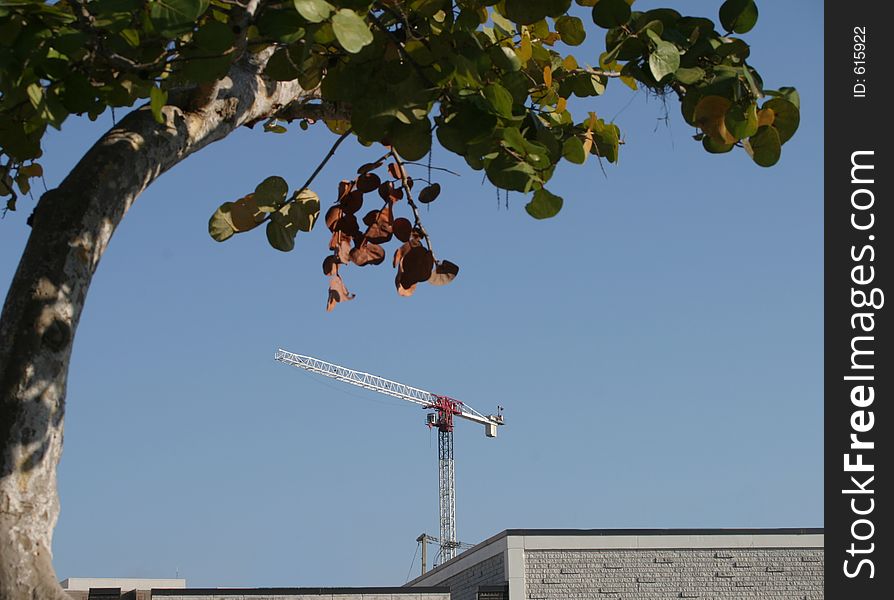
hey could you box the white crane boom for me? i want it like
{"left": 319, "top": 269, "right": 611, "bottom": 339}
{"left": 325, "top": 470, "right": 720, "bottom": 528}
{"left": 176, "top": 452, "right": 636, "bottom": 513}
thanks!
{"left": 274, "top": 348, "right": 504, "bottom": 564}
{"left": 274, "top": 350, "right": 500, "bottom": 433}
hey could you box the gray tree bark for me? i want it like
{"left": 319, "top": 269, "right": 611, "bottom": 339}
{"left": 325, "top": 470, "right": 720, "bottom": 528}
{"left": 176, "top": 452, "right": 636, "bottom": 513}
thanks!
{"left": 0, "top": 53, "right": 314, "bottom": 599}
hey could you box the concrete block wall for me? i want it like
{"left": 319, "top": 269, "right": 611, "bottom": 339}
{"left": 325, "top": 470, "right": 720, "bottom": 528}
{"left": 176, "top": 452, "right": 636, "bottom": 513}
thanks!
{"left": 524, "top": 548, "right": 824, "bottom": 599}
{"left": 431, "top": 553, "right": 505, "bottom": 600}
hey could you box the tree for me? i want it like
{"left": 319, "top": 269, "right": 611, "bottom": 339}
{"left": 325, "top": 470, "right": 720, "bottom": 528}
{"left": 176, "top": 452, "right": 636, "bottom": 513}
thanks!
{"left": 0, "top": 0, "right": 799, "bottom": 597}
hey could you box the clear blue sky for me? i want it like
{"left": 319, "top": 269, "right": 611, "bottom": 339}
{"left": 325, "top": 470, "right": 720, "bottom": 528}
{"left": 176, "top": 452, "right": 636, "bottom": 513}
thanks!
{"left": 1, "top": 1, "right": 822, "bottom": 588}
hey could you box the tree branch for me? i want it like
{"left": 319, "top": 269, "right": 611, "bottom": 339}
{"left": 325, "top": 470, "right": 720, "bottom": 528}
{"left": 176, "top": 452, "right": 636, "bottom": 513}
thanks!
{"left": 295, "top": 130, "right": 353, "bottom": 197}
{"left": 0, "top": 52, "right": 312, "bottom": 600}
{"left": 388, "top": 150, "right": 434, "bottom": 257}
{"left": 270, "top": 100, "right": 352, "bottom": 124}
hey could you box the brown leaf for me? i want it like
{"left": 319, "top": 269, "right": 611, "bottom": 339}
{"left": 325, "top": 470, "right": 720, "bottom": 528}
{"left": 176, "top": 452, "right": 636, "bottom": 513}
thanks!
{"left": 337, "top": 213, "right": 360, "bottom": 237}
{"left": 337, "top": 180, "right": 354, "bottom": 201}
{"left": 377, "top": 180, "right": 403, "bottom": 202}
{"left": 327, "top": 274, "right": 355, "bottom": 311}
{"left": 694, "top": 95, "right": 736, "bottom": 145}
{"left": 395, "top": 272, "right": 417, "bottom": 297}
{"left": 327, "top": 203, "right": 359, "bottom": 235}
{"left": 400, "top": 246, "right": 435, "bottom": 285}
{"left": 329, "top": 231, "right": 352, "bottom": 263}
{"left": 387, "top": 161, "right": 406, "bottom": 181}
{"left": 322, "top": 255, "right": 339, "bottom": 276}
{"left": 365, "top": 204, "right": 393, "bottom": 244}
{"left": 418, "top": 183, "right": 440, "bottom": 204}
{"left": 393, "top": 217, "right": 412, "bottom": 242}
{"left": 337, "top": 240, "right": 352, "bottom": 264}
{"left": 357, "top": 160, "right": 383, "bottom": 175}
{"left": 350, "top": 242, "right": 386, "bottom": 266}
{"left": 340, "top": 190, "right": 363, "bottom": 214}
{"left": 393, "top": 234, "right": 422, "bottom": 268}
{"left": 356, "top": 172, "right": 381, "bottom": 193}
{"left": 325, "top": 205, "right": 343, "bottom": 231}
{"left": 428, "top": 260, "right": 459, "bottom": 286}
{"left": 393, "top": 241, "right": 411, "bottom": 268}
{"left": 362, "top": 209, "right": 379, "bottom": 227}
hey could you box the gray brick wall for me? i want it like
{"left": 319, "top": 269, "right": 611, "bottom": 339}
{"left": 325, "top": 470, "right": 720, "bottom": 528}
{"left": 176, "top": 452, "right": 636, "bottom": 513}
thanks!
{"left": 435, "top": 553, "right": 506, "bottom": 600}
{"left": 524, "top": 548, "right": 823, "bottom": 599}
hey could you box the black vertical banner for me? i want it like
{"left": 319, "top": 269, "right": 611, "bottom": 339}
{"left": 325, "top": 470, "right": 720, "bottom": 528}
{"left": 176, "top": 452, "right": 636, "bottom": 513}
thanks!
{"left": 825, "top": 3, "right": 891, "bottom": 598}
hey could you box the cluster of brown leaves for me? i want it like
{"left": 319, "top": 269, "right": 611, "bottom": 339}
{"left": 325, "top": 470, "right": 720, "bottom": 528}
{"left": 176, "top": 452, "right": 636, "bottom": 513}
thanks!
{"left": 323, "top": 160, "right": 458, "bottom": 311}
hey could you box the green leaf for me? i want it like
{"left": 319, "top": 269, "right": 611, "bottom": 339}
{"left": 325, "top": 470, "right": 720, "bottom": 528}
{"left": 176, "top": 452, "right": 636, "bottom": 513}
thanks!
{"left": 257, "top": 7, "right": 306, "bottom": 43}
{"left": 525, "top": 188, "right": 563, "bottom": 219}
{"left": 61, "top": 74, "right": 98, "bottom": 114}
{"left": 436, "top": 104, "right": 497, "bottom": 154}
{"left": 591, "top": 0, "right": 631, "bottom": 29}
{"left": 331, "top": 9, "right": 373, "bottom": 54}
{"left": 748, "top": 125, "right": 781, "bottom": 167}
{"left": 193, "top": 18, "right": 235, "bottom": 53}
{"left": 763, "top": 98, "right": 799, "bottom": 143}
{"left": 503, "top": 0, "right": 549, "bottom": 25}
{"left": 741, "top": 66, "right": 761, "bottom": 98}
{"left": 254, "top": 176, "right": 289, "bottom": 211}
{"left": 562, "top": 136, "right": 586, "bottom": 164}
{"left": 209, "top": 202, "right": 236, "bottom": 242}
{"left": 500, "top": 127, "right": 528, "bottom": 154}
{"left": 485, "top": 153, "right": 538, "bottom": 192}
{"left": 26, "top": 83, "right": 42, "bottom": 109}
{"left": 555, "top": 16, "right": 585, "bottom": 46}
{"left": 266, "top": 219, "right": 296, "bottom": 252}
{"left": 702, "top": 136, "right": 734, "bottom": 154}
{"left": 490, "top": 46, "right": 522, "bottom": 72}
{"left": 120, "top": 28, "right": 140, "bottom": 47}
{"left": 264, "top": 48, "right": 301, "bottom": 81}
{"left": 149, "top": 0, "right": 209, "bottom": 37}
{"left": 390, "top": 117, "right": 433, "bottom": 161}
{"left": 674, "top": 66, "right": 704, "bottom": 85}
{"left": 293, "top": 0, "right": 334, "bottom": 23}
{"left": 765, "top": 86, "right": 800, "bottom": 109}
{"left": 0, "top": 121, "right": 41, "bottom": 161}
{"left": 589, "top": 118, "right": 621, "bottom": 163}
{"left": 290, "top": 189, "right": 320, "bottom": 232}
{"left": 569, "top": 73, "right": 606, "bottom": 97}
{"left": 719, "top": 0, "right": 758, "bottom": 34}
{"left": 483, "top": 83, "right": 514, "bottom": 117}
{"left": 149, "top": 86, "right": 167, "bottom": 124}
{"left": 724, "top": 102, "right": 758, "bottom": 140}
{"left": 174, "top": 53, "right": 233, "bottom": 84}
{"left": 648, "top": 40, "right": 680, "bottom": 82}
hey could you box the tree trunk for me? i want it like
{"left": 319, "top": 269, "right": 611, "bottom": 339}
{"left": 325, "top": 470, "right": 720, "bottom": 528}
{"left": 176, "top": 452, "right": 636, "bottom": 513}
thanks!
{"left": 0, "top": 55, "right": 311, "bottom": 599}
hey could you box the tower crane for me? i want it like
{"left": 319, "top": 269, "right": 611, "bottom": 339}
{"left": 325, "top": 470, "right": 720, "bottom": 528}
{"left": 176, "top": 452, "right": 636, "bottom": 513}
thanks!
{"left": 274, "top": 349, "right": 504, "bottom": 564}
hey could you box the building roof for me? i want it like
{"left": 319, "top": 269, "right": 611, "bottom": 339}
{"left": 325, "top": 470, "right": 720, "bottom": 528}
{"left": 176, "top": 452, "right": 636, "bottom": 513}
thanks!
{"left": 406, "top": 527, "right": 825, "bottom": 588}
{"left": 61, "top": 579, "right": 187, "bottom": 591}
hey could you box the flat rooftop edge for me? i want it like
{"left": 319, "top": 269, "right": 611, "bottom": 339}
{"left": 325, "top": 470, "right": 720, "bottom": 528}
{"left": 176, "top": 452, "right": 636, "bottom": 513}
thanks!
{"left": 501, "top": 527, "right": 824, "bottom": 536}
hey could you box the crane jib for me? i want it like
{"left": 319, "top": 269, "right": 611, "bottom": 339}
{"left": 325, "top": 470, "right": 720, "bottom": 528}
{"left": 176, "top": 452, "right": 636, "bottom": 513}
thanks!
{"left": 274, "top": 348, "right": 504, "bottom": 565}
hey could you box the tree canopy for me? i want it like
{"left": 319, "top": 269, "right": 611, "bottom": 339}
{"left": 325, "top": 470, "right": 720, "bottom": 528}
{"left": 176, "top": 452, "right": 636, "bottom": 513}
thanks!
{"left": 0, "top": 2, "right": 806, "bottom": 597}
{"left": 1, "top": 0, "right": 799, "bottom": 307}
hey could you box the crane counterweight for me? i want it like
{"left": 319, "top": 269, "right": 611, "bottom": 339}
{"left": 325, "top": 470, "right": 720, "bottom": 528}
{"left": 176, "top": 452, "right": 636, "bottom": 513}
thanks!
{"left": 274, "top": 349, "right": 504, "bottom": 564}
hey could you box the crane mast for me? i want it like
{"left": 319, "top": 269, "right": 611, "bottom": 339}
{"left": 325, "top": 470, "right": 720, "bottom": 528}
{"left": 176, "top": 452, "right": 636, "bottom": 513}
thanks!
{"left": 274, "top": 349, "right": 504, "bottom": 564}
